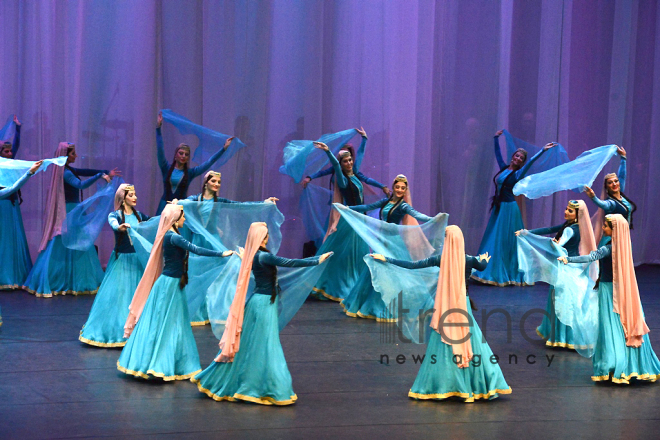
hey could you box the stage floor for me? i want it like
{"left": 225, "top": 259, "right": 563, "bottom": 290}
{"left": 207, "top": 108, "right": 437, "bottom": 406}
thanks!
{"left": 1, "top": 266, "right": 659, "bottom": 439}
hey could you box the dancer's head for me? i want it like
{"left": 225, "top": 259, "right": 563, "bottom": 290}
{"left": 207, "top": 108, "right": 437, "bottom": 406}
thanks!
{"left": 565, "top": 200, "right": 580, "bottom": 222}
{"left": 115, "top": 184, "right": 137, "bottom": 211}
{"left": 603, "top": 215, "right": 614, "bottom": 237}
{"left": 203, "top": 171, "right": 221, "bottom": 197}
{"left": 392, "top": 175, "right": 408, "bottom": 200}
{"left": 604, "top": 172, "right": 620, "bottom": 196}
{"left": 261, "top": 232, "right": 269, "bottom": 248}
{"left": 58, "top": 142, "right": 76, "bottom": 164}
{"left": 338, "top": 144, "right": 355, "bottom": 173}
{"left": 0, "top": 141, "right": 12, "bottom": 158}
{"left": 509, "top": 148, "right": 528, "bottom": 169}
{"left": 174, "top": 143, "right": 191, "bottom": 167}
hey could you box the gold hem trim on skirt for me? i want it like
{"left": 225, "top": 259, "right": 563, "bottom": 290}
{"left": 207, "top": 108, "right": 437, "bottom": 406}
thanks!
{"left": 535, "top": 328, "right": 576, "bottom": 350}
{"left": 592, "top": 372, "right": 659, "bottom": 384}
{"left": 191, "top": 377, "right": 297, "bottom": 405}
{"left": 117, "top": 361, "right": 201, "bottom": 381}
{"left": 23, "top": 286, "right": 98, "bottom": 298}
{"left": 190, "top": 320, "right": 210, "bottom": 327}
{"left": 79, "top": 334, "right": 126, "bottom": 348}
{"left": 409, "top": 387, "right": 512, "bottom": 403}
{"left": 311, "top": 287, "right": 342, "bottom": 302}
{"left": 469, "top": 276, "right": 532, "bottom": 287}
{"left": 0, "top": 284, "right": 22, "bottom": 291}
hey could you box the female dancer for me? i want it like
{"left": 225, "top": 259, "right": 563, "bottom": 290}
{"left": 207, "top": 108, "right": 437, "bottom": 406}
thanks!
{"left": 371, "top": 226, "right": 510, "bottom": 402}
{"left": 559, "top": 214, "right": 660, "bottom": 383}
{"left": 341, "top": 175, "right": 432, "bottom": 320}
{"left": 193, "top": 222, "right": 332, "bottom": 405}
{"left": 584, "top": 147, "right": 635, "bottom": 241}
{"left": 472, "top": 130, "right": 556, "bottom": 286}
{"left": 79, "top": 184, "right": 149, "bottom": 347}
{"left": 118, "top": 203, "right": 233, "bottom": 381}
{"left": 23, "top": 143, "right": 120, "bottom": 297}
{"left": 155, "top": 113, "right": 233, "bottom": 214}
{"left": 516, "top": 200, "right": 596, "bottom": 349}
{"left": 185, "top": 170, "right": 278, "bottom": 325}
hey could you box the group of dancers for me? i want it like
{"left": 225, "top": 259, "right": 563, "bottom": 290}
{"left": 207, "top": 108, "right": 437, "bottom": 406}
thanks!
{"left": 0, "top": 112, "right": 658, "bottom": 406}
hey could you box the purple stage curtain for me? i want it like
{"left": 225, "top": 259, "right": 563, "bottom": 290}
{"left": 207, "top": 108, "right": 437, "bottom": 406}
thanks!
{"left": 0, "top": 0, "right": 658, "bottom": 265}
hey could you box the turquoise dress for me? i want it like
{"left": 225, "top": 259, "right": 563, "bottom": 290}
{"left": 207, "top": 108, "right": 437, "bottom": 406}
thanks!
{"left": 387, "top": 254, "right": 511, "bottom": 401}
{"left": 193, "top": 250, "right": 322, "bottom": 405}
{"left": 529, "top": 223, "right": 580, "bottom": 349}
{"left": 23, "top": 167, "right": 107, "bottom": 297}
{"left": 0, "top": 128, "right": 32, "bottom": 291}
{"left": 341, "top": 198, "right": 431, "bottom": 321}
{"left": 117, "top": 231, "right": 227, "bottom": 381}
{"left": 567, "top": 240, "right": 660, "bottom": 383}
{"left": 472, "top": 136, "right": 547, "bottom": 286}
{"left": 79, "top": 210, "right": 149, "bottom": 347}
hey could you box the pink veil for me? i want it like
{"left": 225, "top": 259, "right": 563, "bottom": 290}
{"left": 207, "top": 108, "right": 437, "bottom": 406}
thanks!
{"left": 114, "top": 183, "right": 133, "bottom": 211}
{"left": 38, "top": 142, "right": 70, "bottom": 251}
{"left": 574, "top": 200, "right": 598, "bottom": 280}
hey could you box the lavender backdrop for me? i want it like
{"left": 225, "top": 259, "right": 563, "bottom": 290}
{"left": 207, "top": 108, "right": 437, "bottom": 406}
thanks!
{"left": 1, "top": 0, "right": 659, "bottom": 266}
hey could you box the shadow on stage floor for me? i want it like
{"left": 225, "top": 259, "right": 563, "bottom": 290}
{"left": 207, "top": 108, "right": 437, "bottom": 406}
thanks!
{"left": 1, "top": 266, "right": 660, "bottom": 439}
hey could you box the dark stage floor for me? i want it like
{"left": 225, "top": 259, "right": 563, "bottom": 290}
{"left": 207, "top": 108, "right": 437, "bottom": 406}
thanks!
{"left": 1, "top": 266, "right": 659, "bottom": 440}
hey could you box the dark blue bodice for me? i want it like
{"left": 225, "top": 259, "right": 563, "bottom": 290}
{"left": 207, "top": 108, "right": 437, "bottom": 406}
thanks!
{"left": 109, "top": 210, "right": 149, "bottom": 254}
{"left": 251, "top": 249, "right": 321, "bottom": 296}
{"left": 161, "top": 230, "right": 224, "bottom": 278}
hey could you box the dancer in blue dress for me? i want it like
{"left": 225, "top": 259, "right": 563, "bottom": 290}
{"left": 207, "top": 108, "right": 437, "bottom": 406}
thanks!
{"left": 472, "top": 130, "right": 556, "bottom": 286}
{"left": 193, "top": 222, "right": 332, "bottom": 405}
{"left": 341, "top": 175, "right": 432, "bottom": 321}
{"left": 516, "top": 200, "right": 596, "bottom": 349}
{"left": 79, "top": 184, "right": 150, "bottom": 347}
{"left": 118, "top": 203, "right": 233, "bottom": 381}
{"left": 0, "top": 116, "right": 33, "bottom": 290}
{"left": 24, "top": 142, "right": 121, "bottom": 297}
{"left": 371, "top": 226, "right": 510, "bottom": 402}
{"left": 560, "top": 214, "right": 660, "bottom": 383}
{"left": 155, "top": 113, "right": 233, "bottom": 214}
{"left": 185, "top": 170, "right": 278, "bottom": 325}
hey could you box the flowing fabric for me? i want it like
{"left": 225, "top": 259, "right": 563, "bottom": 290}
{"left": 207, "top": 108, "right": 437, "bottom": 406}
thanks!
{"left": 279, "top": 129, "right": 359, "bottom": 183}
{"left": 609, "top": 215, "right": 649, "bottom": 347}
{"left": 517, "top": 233, "right": 598, "bottom": 357}
{"left": 299, "top": 183, "right": 333, "bottom": 245}
{"left": 0, "top": 116, "right": 15, "bottom": 142}
{"left": 61, "top": 178, "right": 123, "bottom": 251}
{"left": 0, "top": 156, "right": 67, "bottom": 188}
{"left": 503, "top": 130, "right": 569, "bottom": 178}
{"left": 575, "top": 200, "right": 599, "bottom": 281}
{"left": 513, "top": 145, "right": 618, "bottom": 199}
{"left": 161, "top": 109, "right": 245, "bottom": 165}
{"left": 38, "top": 143, "right": 70, "bottom": 251}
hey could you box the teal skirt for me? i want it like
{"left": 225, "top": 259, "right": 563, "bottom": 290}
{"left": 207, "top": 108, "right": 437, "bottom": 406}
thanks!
{"left": 0, "top": 200, "right": 32, "bottom": 290}
{"left": 536, "top": 287, "right": 575, "bottom": 349}
{"left": 117, "top": 275, "right": 201, "bottom": 381}
{"left": 409, "top": 304, "right": 512, "bottom": 402}
{"left": 592, "top": 282, "right": 660, "bottom": 384}
{"left": 190, "top": 298, "right": 210, "bottom": 326}
{"left": 472, "top": 201, "right": 528, "bottom": 286}
{"left": 341, "top": 267, "right": 395, "bottom": 322}
{"left": 79, "top": 252, "right": 144, "bottom": 347}
{"left": 192, "top": 294, "right": 297, "bottom": 405}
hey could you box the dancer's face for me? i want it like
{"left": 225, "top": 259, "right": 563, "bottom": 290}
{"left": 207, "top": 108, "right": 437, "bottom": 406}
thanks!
{"left": 564, "top": 206, "right": 577, "bottom": 221}
{"left": 177, "top": 212, "right": 186, "bottom": 227}
{"left": 175, "top": 147, "right": 190, "bottom": 166}
{"left": 262, "top": 233, "right": 269, "bottom": 247}
{"left": 393, "top": 181, "right": 407, "bottom": 199}
{"left": 206, "top": 176, "right": 221, "bottom": 195}
{"left": 340, "top": 155, "right": 354, "bottom": 173}
{"left": 606, "top": 176, "right": 620, "bottom": 194}
{"left": 124, "top": 191, "right": 137, "bottom": 208}
{"left": 510, "top": 151, "right": 526, "bottom": 168}
{"left": 67, "top": 147, "right": 77, "bottom": 164}
{"left": 0, "top": 144, "right": 12, "bottom": 158}
{"left": 602, "top": 221, "right": 613, "bottom": 237}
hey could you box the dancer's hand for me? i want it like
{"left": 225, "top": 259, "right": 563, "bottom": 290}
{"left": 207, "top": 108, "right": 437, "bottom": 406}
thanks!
{"left": 515, "top": 229, "right": 526, "bottom": 236}
{"left": 13, "top": 115, "right": 21, "bottom": 126}
{"left": 301, "top": 176, "right": 311, "bottom": 188}
{"left": 584, "top": 186, "right": 595, "bottom": 198}
{"left": 222, "top": 250, "right": 234, "bottom": 257}
{"left": 382, "top": 186, "right": 391, "bottom": 196}
{"left": 543, "top": 142, "right": 557, "bottom": 151}
{"left": 237, "top": 247, "right": 245, "bottom": 260}
{"left": 313, "top": 141, "right": 329, "bottom": 151}
{"left": 102, "top": 174, "right": 112, "bottom": 183}
{"left": 157, "top": 112, "right": 163, "bottom": 128}
{"left": 118, "top": 223, "right": 131, "bottom": 232}
{"left": 478, "top": 252, "right": 491, "bottom": 263}
{"left": 557, "top": 256, "right": 568, "bottom": 265}
{"left": 356, "top": 127, "right": 367, "bottom": 139}
{"left": 109, "top": 167, "right": 122, "bottom": 178}
{"left": 319, "top": 252, "right": 333, "bottom": 263}
{"left": 264, "top": 197, "right": 279, "bottom": 204}
{"left": 495, "top": 130, "right": 503, "bottom": 137}
{"left": 370, "top": 253, "right": 386, "bottom": 262}
{"left": 28, "top": 160, "right": 44, "bottom": 174}
{"left": 223, "top": 136, "right": 235, "bottom": 150}
{"left": 617, "top": 146, "right": 626, "bottom": 157}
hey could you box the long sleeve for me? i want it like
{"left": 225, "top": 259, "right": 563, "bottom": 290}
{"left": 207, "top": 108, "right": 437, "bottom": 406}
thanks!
{"left": 11, "top": 125, "right": 20, "bottom": 157}
{"left": 170, "top": 233, "right": 226, "bottom": 257}
{"left": 566, "top": 245, "right": 611, "bottom": 263}
{"left": 515, "top": 148, "right": 546, "bottom": 180}
{"left": 590, "top": 194, "right": 616, "bottom": 211}
{"left": 69, "top": 167, "right": 109, "bottom": 176}
{"left": 354, "top": 136, "right": 367, "bottom": 171}
{"left": 63, "top": 169, "right": 104, "bottom": 190}
{"left": 400, "top": 203, "right": 432, "bottom": 223}
{"left": 355, "top": 171, "right": 386, "bottom": 189}
{"left": 108, "top": 212, "right": 121, "bottom": 231}
{"left": 618, "top": 156, "right": 627, "bottom": 192}
{"left": 385, "top": 255, "right": 441, "bottom": 270}
{"left": 528, "top": 224, "right": 563, "bottom": 236}
{"left": 259, "top": 252, "right": 321, "bottom": 268}
{"left": 349, "top": 198, "right": 388, "bottom": 213}
{"left": 308, "top": 166, "right": 334, "bottom": 180}
{"left": 556, "top": 227, "right": 575, "bottom": 247}
{"left": 324, "top": 148, "right": 347, "bottom": 188}
{"left": 189, "top": 148, "right": 227, "bottom": 179}
{"left": 466, "top": 255, "right": 488, "bottom": 272}
{"left": 0, "top": 170, "right": 32, "bottom": 199}
{"left": 156, "top": 127, "right": 170, "bottom": 176}
{"left": 494, "top": 136, "right": 506, "bottom": 169}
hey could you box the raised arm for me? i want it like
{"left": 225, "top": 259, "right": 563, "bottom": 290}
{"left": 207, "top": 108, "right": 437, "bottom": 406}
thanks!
{"left": 516, "top": 148, "right": 546, "bottom": 180}
{"left": 355, "top": 171, "right": 386, "bottom": 189}
{"left": 494, "top": 133, "right": 506, "bottom": 169}
{"left": 528, "top": 224, "right": 563, "bottom": 236}
{"left": 555, "top": 227, "right": 574, "bottom": 247}
{"left": 0, "top": 170, "right": 32, "bottom": 199}
{"left": 63, "top": 168, "right": 105, "bottom": 190}
{"left": 566, "top": 245, "right": 611, "bottom": 264}
{"left": 259, "top": 252, "right": 321, "bottom": 268}
{"left": 170, "top": 233, "right": 227, "bottom": 257}
{"left": 589, "top": 193, "right": 617, "bottom": 212}
{"left": 189, "top": 148, "right": 227, "bottom": 179}
{"left": 349, "top": 198, "right": 388, "bottom": 213}
{"left": 618, "top": 155, "right": 627, "bottom": 192}
{"left": 384, "top": 254, "right": 441, "bottom": 270}
{"left": 156, "top": 127, "right": 170, "bottom": 175}
{"left": 399, "top": 203, "right": 432, "bottom": 223}
{"left": 69, "top": 167, "right": 110, "bottom": 176}
{"left": 324, "top": 148, "right": 348, "bottom": 188}
{"left": 354, "top": 135, "right": 367, "bottom": 171}
{"left": 466, "top": 255, "right": 488, "bottom": 272}
{"left": 11, "top": 123, "right": 21, "bottom": 157}
{"left": 308, "top": 166, "right": 335, "bottom": 181}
